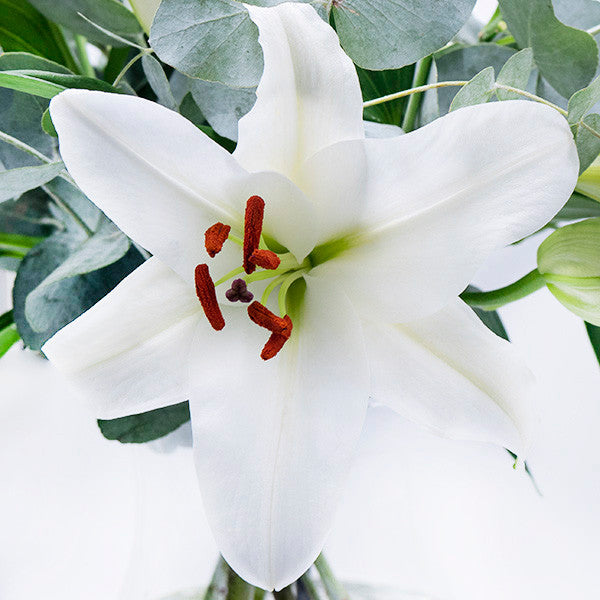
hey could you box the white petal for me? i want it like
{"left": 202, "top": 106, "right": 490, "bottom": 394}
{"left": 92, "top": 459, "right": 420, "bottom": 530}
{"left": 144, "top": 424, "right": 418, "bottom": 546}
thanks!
{"left": 50, "top": 90, "right": 248, "bottom": 281}
{"left": 364, "top": 299, "right": 535, "bottom": 455}
{"left": 189, "top": 275, "right": 369, "bottom": 590}
{"left": 42, "top": 258, "right": 201, "bottom": 419}
{"left": 313, "top": 101, "right": 579, "bottom": 322}
{"left": 235, "top": 2, "right": 364, "bottom": 179}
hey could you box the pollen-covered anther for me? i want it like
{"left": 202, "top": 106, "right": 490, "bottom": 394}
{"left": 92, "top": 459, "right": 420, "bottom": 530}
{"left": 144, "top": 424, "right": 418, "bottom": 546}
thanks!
{"left": 226, "top": 278, "right": 254, "bottom": 303}
{"left": 243, "top": 195, "right": 265, "bottom": 275}
{"left": 195, "top": 264, "right": 225, "bottom": 331}
{"left": 247, "top": 301, "right": 292, "bottom": 336}
{"left": 204, "top": 222, "right": 231, "bottom": 257}
{"left": 261, "top": 316, "right": 293, "bottom": 361}
{"left": 249, "top": 249, "right": 281, "bottom": 270}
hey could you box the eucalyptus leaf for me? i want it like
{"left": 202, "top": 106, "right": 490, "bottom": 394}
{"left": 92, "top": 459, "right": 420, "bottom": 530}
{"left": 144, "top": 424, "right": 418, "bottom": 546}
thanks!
{"left": 585, "top": 321, "right": 600, "bottom": 364}
{"left": 25, "top": 220, "right": 131, "bottom": 332}
{"left": 97, "top": 401, "right": 191, "bottom": 443}
{"left": 496, "top": 48, "right": 534, "bottom": 101}
{"left": 498, "top": 0, "right": 598, "bottom": 99}
{"left": 568, "top": 75, "right": 600, "bottom": 124}
{"left": 141, "top": 53, "right": 177, "bottom": 111}
{"left": 44, "top": 177, "right": 102, "bottom": 232}
{"left": 189, "top": 79, "right": 256, "bottom": 141}
{"left": 13, "top": 232, "right": 144, "bottom": 351}
{"left": 553, "top": 0, "right": 600, "bottom": 32}
{"left": 555, "top": 193, "right": 600, "bottom": 220}
{"left": 27, "top": 0, "right": 142, "bottom": 47}
{"left": 150, "top": 0, "right": 264, "bottom": 88}
{"left": 574, "top": 113, "right": 600, "bottom": 173}
{"left": 449, "top": 66, "right": 495, "bottom": 111}
{"left": 0, "top": 161, "right": 64, "bottom": 203}
{"left": 0, "top": 52, "right": 73, "bottom": 74}
{"left": 331, "top": 0, "right": 476, "bottom": 70}
{"left": 0, "top": 0, "right": 77, "bottom": 71}
{"left": 0, "top": 189, "right": 57, "bottom": 238}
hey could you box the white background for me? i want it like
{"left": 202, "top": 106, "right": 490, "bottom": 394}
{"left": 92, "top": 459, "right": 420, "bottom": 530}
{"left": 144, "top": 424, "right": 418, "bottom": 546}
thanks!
{"left": 2, "top": 1, "right": 600, "bottom": 599}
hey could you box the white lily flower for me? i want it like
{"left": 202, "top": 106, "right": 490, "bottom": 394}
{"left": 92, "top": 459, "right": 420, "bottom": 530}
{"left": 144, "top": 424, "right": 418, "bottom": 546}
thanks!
{"left": 43, "top": 2, "right": 579, "bottom": 591}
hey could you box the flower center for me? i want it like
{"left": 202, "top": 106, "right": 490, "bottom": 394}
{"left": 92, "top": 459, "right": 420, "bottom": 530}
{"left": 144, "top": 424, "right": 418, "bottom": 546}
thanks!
{"left": 194, "top": 195, "right": 309, "bottom": 361}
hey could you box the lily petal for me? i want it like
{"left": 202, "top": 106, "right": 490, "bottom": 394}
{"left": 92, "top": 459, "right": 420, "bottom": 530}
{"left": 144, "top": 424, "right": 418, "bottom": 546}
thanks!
{"left": 42, "top": 258, "right": 201, "bottom": 419}
{"left": 364, "top": 299, "right": 535, "bottom": 455}
{"left": 313, "top": 101, "right": 579, "bottom": 322}
{"left": 50, "top": 90, "right": 248, "bottom": 281}
{"left": 235, "top": 2, "right": 364, "bottom": 180}
{"left": 189, "top": 275, "right": 369, "bottom": 590}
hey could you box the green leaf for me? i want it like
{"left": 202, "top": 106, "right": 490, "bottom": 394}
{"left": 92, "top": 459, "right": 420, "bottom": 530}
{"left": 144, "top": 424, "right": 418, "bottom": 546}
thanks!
{"left": 0, "top": 231, "right": 43, "bottom": 254}
{"left": 0, "top": 0, "right": 77, "bottom": 71}
{"left": 496, "top": 48, "right": 534, "bottom": 100}
{"left": 449, "top": 67, "right": 495, "bottom": 111}
{"left": 498, "top": 0, "right": 598, "bottom": 99}
{"left": 97, "top": 401, "right": 191, "bottom": 443}
{"left": 435, "top": 44, "right": 516, "bottom": 115}
{"left": 189, "top": 78, "right": 256, "bottom": 141}
{"left": 0, "top": 309, "right": 14, "bottom": 331}
{"left": 567, "top": 75, "right": 600, "bottom": 124}
{"left": 150, "top": 0, "right": 264, "bottom": 88}
{"left": 0, "top": 69, "right": 125, "bottom": 99}
{"left": 27, "top": 0, "right": 142, "bottom": 47}
{"left": 41, "top": 108, "right": 57, "bottom": 137}
{"left": 24, "top": 220, "right": 131, "bottom": 332}
{"left": 358, "top": 65, "right": 415, "bottom": 126}
{"left": 553, "top": 0, "right": 600, "bottom": 31}
{"left": 141, "top": 54, "right": 177, "bottom": 111}
{"left": 555, "top": 193, "right": 600, "bottom": 220}
{"left": 0, "top": 323, "right": 20, "bottom": 358}
{"left": 0, "top": 51, "right": 73, "bottom": 74}
{"left": 0, "top": 161, "right": 65, "bottom": 202}
{"left": 13, "top": 232, "right": 144, "bottom": 351}
{"left": 585, "top": 321, "right": 600, "bottom": 364}
{"left": 0, "top": 189, "right": 57, "bottom": 238}
{"left": 331, "top": 0, "right": 476, "bottom": 70}
{"left": 573, "top": 113, "right": 600, "bottom": 173}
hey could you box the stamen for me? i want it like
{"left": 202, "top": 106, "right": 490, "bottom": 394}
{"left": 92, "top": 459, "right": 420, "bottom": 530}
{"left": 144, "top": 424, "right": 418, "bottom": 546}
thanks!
{"left": 194, "top": 264, "right": 225, "bottom": 331}
{"left": 243, "top": 195, "right": 265, "bottom": 274}
{"left": 205, "top": 222, "right": 231, "bottom": 257}
{"left": 226, "top": 278, "right": 254, "bottom": 303}
{"left": 250, "top": 249, "right": 281, "bottom": 270}
{"left": 247, "top": 301, "right": 292, "bottom": 336}
{"left": 261, "top": 316, "right": 293, "bottom": 360}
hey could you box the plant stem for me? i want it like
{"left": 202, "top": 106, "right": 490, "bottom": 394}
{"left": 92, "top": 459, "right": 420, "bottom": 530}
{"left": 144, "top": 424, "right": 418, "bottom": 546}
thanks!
{"left": 273, "top": 587, "right": 295, "bottom": 600}
{"left": 113, "top": 48, "right": 152, "bottom": 86}
{"left": 363, "top": 80, "right": 468, "bottom": 108}
{"left": 587, "top": 24, "right": 600, "bottom": 37}
{"left": 580, "top": 120, "right": 600, "bottom": 140}
{"left": 494, "top": 84, "right": 567, "bottom": 116}
{"left": 42, "top": 184, "right": 93, "bottom": 237}
{"left": 299, "top": 574, "right": 321, "bottom": 600}
{"left": 74, "top": 35, "right": 95, "bottom": 77}
{"left": 460, "top": 269, "right": 546, "bottom": 311}
{"left": 313, "top": 555, "right": 348, "bottom": 600}
{"left": 401, "top": 55, "right": 433, "bottom": 132}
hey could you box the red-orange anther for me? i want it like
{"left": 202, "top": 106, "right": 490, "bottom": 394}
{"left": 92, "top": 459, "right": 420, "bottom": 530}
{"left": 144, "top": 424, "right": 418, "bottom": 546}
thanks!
{"left": 194, "top": 264, "right": 225, "bottom": 331}
{"left": 261, "top": 316, "right": 293, "bottom": 360}
{"left": 243, "top": 195, "right": 265, "bottom": 274}
{"left": 249, "top": 249, "right": 281, "bottom": 270}
{"left": 247, "top": 301, "right": 291, "bottom": 336}
{"left": 204, "top": 222, "right": 231, "bottom": 257}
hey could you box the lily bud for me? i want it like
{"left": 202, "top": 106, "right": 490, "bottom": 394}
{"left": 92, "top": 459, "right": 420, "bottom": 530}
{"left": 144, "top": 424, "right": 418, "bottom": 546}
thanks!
{"left": 575, "top": 156, "right": 600, "bottom": 202}
{"left": 537, "top": 218, "right": 600, "bottom": 325}
{"left": 129, "top": 0, "right": 161, "bottom": 33}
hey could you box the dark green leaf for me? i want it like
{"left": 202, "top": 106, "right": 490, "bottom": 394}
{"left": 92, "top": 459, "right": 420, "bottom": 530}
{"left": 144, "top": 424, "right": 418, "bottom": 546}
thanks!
{"left": 585, "top": 321, "right": 600, "bottom": 364}
{"left": 449, "top": 66, "right": 495, "bottom": 111}
{"left": 98, "top": 401, "right": 191, "bottom": 443}
{"left": 0, "top": 0, "right": 77, "bottom": 71}
{"left": 0, "top": 309, "right": 14, "bottom": 331}
{"left": 0, "top": 323, "right": 20, "bottom": 358}
{"left": 498, "top": 0, "right": 598, "bottom": 98}
{"left": 0, "top": 51, "right": 73, "bottom": 74}
{"left": 555, "top": 193, "right": 600, "bottom": 220}
{"left": 27, "top": 0, "right": 142, "bottom": 46}
{"left": 0, "top": 161, "right": 64, "bottom": 202}
{"left": 25, "top": 220, "right": 131, "bottom": 332}
{"left": 332, "top": 0, "right": 476, "bottom": 70}
{"left": 0, "top": 189, "right": 57, "bottom": 238}
{"left": 13, "top": 233, "right": 144, "bottom": 350}
{"left": 41, "top": 108, "right": 57, "bottom": 137}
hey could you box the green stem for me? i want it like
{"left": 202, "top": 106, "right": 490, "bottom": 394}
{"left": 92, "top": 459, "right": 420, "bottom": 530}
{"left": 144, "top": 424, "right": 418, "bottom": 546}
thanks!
{"left": 460, "top": 269, "right": 546, "bottom": 311}
{"left": 278, "top": 269, "right": 308, "bottom": 316}
{"left": 363, "top": 80, "right": 468, "bottom": 108}
{"left": 299, "top": 574, "right": 321, "bottom": 600}
{"left": 494, "top": 84, "right": 567, "bottom": 116}
{"left": 401, "top": 55, "right": 433, "bottom": 133}
{"left": 273, "top": 587, "right": 295, "bottom": 600}
{"left": 313, "top": 555, "right": 348, "bottom": 600}
{"left": 113, "top": 48, "right": 152, "bottom": 86}
{"left": 253, "top": 589, "right": 266, "bottom": 600}
{"left": 587, "top": 24, "right": 600, "bottom": 37}
{"left": 74, "top": 35, "right": 95, "bottom": 77}
{"left": 580, "top": 120, "right": 600, "bottom": 140}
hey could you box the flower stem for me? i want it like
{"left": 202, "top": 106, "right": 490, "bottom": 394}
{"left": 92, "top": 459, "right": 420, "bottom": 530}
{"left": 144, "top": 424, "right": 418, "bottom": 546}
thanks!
{"left": 74, "top": 35, "right": 95, "bottom": 77}
{"left": 587, "top": 24, "right": 600, "bottom": 37}
{"left": 401, "top": 55, "right": 433, "bottom": 133}
{"left": 460, "top": 269, "right": 546, "bottom": 311}
{"left": 313, "top": 555, "right": 348, "bottom": 600}
{"left": 113, "top": 48, "right": 152, "bottom": 86}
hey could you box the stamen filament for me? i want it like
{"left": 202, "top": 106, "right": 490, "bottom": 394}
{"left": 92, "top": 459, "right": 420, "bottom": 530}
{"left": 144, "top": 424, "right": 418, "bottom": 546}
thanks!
{"left": 214, "top": 266, "right": 246, "bottom": 287}
{"left": 261, "top": 273, "right": 292, "bottom": 306}
{"left": 244, "top": 268, "right": 293, "bottom": 284}
{"left": 228, "top": 233, "right": 243, "bottom": 247}
{"left": 278, "top": 270, "right": 308, "bottom": 316}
